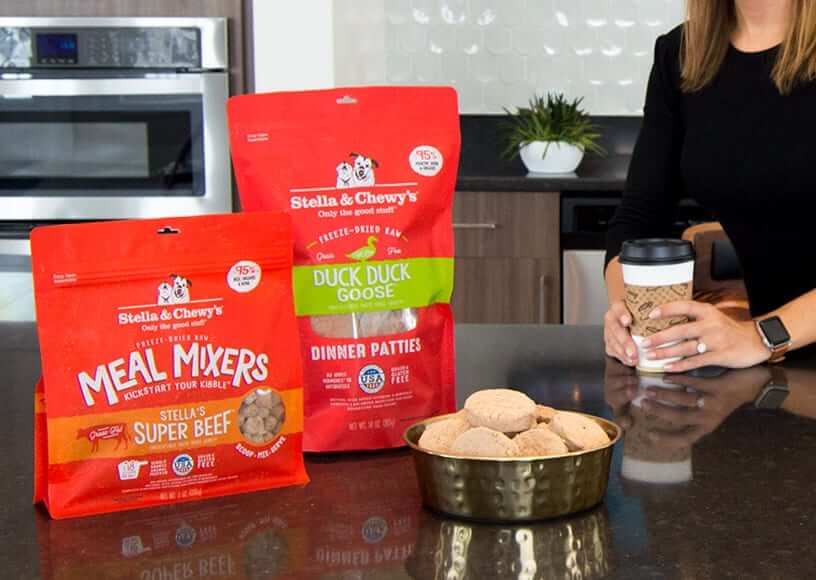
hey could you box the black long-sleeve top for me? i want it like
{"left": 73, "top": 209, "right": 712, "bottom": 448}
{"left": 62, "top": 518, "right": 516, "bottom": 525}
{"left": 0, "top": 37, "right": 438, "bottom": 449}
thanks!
{"left": 606, "top": 25, "right": 816, "bottom": 317}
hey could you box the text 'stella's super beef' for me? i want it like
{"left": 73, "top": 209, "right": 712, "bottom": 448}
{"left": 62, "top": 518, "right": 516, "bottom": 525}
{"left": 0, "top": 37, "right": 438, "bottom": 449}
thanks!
{"left": 228, "top": 87, "right": 460, "bottom": 451}
{"left": 32, "top": 213, "right": 308, "bottom": 518}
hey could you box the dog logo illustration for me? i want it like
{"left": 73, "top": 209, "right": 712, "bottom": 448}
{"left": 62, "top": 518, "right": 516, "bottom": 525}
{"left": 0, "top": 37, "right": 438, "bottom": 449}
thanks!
{"left": 336, "top": 161, "right": 354, "bottom": 188}
{"left": 349, "top": 152, "right": 378, "bottom": 186}
{"left": 157, "top": 282, "right": 173, "bottom": 305}
{"left": 77, "top": 423, "right": 131, "bottom": 453}
{"left": 170, "top": 274, "right": 192, "bottom": 304}
{"left": 156, "top": 275, "right": 192, "bottom": 304}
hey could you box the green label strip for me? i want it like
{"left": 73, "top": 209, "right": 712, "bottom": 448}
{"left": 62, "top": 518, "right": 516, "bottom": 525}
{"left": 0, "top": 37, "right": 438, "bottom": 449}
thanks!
{"left": 292, "top": 257, "right": 453, "bottom": 316}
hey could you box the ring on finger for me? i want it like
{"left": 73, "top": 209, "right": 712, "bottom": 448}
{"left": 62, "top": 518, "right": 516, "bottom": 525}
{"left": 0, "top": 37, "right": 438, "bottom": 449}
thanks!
{"left": 696, "top": 340, "right": 708, "bottom": 355}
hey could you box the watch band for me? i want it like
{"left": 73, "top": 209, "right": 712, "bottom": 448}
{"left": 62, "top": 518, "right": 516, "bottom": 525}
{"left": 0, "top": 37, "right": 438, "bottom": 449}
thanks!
{"left": 769, "top": 365, "right": 788, "bottom": 385}
{"left": 768, "top": 343, "right": 790, "bottom": 364}
{"left": 755, "top": 319, "right": 791, "bottom": 364}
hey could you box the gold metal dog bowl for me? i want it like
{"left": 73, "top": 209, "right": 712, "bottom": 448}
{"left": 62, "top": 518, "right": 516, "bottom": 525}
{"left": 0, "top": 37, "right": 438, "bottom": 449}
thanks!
{"left": 406, "top": 509, "right": 611, "bottom": 579}
{"left": 404, "top": 413, "right": 621, "bottom": 522}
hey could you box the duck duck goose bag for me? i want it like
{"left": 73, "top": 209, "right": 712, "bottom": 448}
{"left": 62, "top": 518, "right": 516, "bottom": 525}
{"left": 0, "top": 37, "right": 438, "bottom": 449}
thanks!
{"left": 228, "top": 87, "right": 459, "bottom": 451}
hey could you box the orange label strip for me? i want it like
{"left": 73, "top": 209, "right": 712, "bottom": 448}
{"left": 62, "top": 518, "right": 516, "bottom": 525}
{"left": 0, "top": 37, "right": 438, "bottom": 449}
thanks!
{"left": 47, "top": 388, "right": 303, "bottom": 465}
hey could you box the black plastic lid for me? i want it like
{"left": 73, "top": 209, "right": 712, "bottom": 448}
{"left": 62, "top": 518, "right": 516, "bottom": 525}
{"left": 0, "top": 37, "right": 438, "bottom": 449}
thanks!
{"left": 619, "top": 238, "right": 695, "bottom": 265}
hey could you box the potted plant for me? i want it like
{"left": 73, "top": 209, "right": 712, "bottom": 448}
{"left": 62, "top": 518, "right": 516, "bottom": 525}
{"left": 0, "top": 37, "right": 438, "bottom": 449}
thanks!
{"left": 502, "top": 93, "right": 605, "bottom": 174}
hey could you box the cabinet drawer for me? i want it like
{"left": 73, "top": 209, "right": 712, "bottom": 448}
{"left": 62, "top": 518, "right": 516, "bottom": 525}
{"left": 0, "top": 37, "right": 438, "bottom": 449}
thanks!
{"left": 452, "top": 257, "right": 560, "bottom": 324}
{"left": 453, "top": 191, "right": 559, "bottom": 258}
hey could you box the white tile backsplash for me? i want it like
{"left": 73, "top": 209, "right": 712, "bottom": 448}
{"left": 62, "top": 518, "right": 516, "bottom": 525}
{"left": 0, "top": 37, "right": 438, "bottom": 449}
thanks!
{"left": 333, "top": 0, "right": 684, "bottom": 114}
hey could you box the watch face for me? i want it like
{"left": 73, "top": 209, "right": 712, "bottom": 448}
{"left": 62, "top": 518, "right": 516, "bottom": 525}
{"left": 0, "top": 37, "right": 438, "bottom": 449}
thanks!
{"left": 760, "top": 316, "right": 791, "bottom": 346}
{"left": 756, "top": 386, "right": 789, "bottom": 410}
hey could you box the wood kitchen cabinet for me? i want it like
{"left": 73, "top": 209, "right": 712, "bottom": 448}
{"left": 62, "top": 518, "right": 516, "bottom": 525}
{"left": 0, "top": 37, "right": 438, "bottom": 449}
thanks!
{"left": 452, "top": 191, "right": 560, "bottom": 323}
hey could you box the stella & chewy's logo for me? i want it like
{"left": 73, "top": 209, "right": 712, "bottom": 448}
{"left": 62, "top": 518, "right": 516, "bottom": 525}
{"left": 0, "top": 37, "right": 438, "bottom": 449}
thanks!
{"left": 172, "top": 453, "right": 194, "bottom": 477}
{"left": 288, "top": 150, "right": 421, "bottom": 212}
{"left": 117, "top": 274, "right": 225, "bottom": 326}
{"left": 358, "top": 364, "right": 386, "bottom": 394}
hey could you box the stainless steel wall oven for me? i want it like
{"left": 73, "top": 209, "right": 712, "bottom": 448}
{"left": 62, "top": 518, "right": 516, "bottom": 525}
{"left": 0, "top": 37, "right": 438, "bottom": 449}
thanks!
{"left": 0, "top": 17, "right": 231, "bottom": 320}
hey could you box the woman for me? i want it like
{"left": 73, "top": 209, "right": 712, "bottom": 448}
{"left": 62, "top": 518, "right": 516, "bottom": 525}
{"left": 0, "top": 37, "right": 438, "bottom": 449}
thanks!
{"left": 604, "top": 0, "right": 816, "bottom": 371}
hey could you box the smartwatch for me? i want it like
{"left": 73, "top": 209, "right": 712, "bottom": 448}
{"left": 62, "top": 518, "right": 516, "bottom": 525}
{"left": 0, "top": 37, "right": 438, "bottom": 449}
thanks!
{"left": 755, "top": 316, "right": 792, "bottom": 364}
{"left": 754, "top": 366, "right": 789, "bottom": 410}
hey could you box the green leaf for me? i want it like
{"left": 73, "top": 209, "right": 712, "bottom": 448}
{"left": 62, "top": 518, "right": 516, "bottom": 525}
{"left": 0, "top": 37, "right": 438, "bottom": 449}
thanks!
{"left": 501, "top": 92, "right": 606, "bottom": 160}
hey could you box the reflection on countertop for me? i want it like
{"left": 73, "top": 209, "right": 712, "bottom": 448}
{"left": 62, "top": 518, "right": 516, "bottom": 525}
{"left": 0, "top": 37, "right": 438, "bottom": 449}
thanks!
{"left": 36, "top": 452, "right": 418, "bottom": 580}
{"left": 408, "top": 508, "right": 611, "bottom": 579}
{"left": 6, "top": 323, "right": 816, "bottom": 578}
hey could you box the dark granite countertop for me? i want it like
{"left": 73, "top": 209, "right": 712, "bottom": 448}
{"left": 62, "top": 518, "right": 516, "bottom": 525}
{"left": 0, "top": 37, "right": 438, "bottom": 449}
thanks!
{"left": 456, "top": 154, "right": 630, "bottom": 193}
{"left": 5, "top": 322, "right": 816, "bottom": 579}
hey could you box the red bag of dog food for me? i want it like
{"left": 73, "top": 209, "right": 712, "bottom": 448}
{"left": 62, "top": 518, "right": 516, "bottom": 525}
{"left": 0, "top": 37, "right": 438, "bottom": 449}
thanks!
{"left": 228, "top": 87, "right": 459, "bottom": 451}
{"left": 32, "top": 213, "right": 308, "bottom": 518}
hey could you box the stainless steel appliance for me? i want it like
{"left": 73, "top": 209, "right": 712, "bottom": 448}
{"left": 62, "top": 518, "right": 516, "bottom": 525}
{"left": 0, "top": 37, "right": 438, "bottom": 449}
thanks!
{"left": 561, "top": 193, "right": 714, "bottom": 325}
{"left": 0, "top": 17, "right": 231, "bottom": 321}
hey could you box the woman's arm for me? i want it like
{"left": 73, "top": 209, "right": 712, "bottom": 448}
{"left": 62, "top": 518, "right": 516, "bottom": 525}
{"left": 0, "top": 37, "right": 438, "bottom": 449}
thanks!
{"left": 760, "top": 290, "right": 816, "bottom": 353}
{"left": 605, "top": 257, "right": 625, "bottom": 304}
{"left": 604, "top": 30, "right": 685, "bottom": 279}
{"left": 604, "top": 29, "right": 685, "bottom": 365}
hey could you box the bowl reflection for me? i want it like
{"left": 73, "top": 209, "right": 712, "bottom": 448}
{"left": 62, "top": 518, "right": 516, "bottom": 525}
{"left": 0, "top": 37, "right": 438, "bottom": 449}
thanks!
{"left": 407, "top": 508, "right": 611, "bottom": 580}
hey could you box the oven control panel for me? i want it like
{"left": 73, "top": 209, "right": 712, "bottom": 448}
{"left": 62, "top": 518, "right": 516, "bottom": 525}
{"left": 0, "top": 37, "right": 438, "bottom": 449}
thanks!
{"left": 0, "top": 26, "right": 202, "bottom": 68}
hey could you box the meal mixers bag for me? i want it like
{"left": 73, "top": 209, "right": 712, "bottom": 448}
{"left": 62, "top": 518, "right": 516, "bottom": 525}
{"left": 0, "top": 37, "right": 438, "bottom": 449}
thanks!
{"left": 228, "top": 87, "right": 459, "bottom": 451}
{"left": 32, "top": 213, "right": 308, "bottom": 518}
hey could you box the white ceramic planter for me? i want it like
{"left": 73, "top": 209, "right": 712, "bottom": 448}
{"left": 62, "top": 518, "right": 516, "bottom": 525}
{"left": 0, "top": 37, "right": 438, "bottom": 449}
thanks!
{"left": 519, "top": 141, "right": 585, "bottom": 174}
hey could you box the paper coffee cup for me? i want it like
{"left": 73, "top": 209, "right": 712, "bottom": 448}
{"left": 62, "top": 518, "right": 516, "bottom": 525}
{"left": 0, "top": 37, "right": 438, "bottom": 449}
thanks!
{"left": 622, "top": 374, "right": 693, "bottom": 484}
{"left": 620, "top": 239, "right": 695, "bottom": 373}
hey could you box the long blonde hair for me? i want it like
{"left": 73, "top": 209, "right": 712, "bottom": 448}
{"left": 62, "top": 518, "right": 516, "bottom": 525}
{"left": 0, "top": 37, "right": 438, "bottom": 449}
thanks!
{"left": 681, "top": 0, "right": 816, "bottom": 94}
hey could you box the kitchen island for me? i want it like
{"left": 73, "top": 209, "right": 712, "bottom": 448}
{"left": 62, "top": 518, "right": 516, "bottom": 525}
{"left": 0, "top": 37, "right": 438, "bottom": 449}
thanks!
{"left": 4, "top": 322, "right": 816, "bottom": 579}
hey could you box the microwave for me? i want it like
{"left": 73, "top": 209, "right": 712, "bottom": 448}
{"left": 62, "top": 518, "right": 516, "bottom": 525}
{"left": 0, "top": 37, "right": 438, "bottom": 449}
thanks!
{"left": 0, "top": 17, "right": 231, "bottom": 220}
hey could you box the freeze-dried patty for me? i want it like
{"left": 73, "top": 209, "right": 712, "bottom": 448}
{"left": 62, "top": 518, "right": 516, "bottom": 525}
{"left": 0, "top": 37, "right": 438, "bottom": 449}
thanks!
{"left": 464, "top": 388, "right": 536, "bottom": 433}
{"left": 417, "top": 413, "right": 471, "bottom": 453}
{"left": 310, "top": 308, "right": 418, "bottom": 339}
{"left": 450, "top": 427, "right": 520, "bottom": 458}
{"left": 535, "top": 405, "right": 557, "bottom": 424}
{"left": 514, "top": 425, "right": 569, "bottom": 456}
{"left": 549, "top": 412, "right": 610, "bottom": 451}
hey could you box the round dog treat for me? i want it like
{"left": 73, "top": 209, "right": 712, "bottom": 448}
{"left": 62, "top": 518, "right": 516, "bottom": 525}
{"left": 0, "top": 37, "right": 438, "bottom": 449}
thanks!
{"left": 239, "top": 388, "right": 286, "bottom": 444}
{"left": 549, "top": 412, "right": 610, "bottom": 451}
{"left": 535, "top": 405, "right": 557, "bottom": 424}
{"left": 464, "top": 389, "right": 536, "bottom": 433}
{"left": 357, "top": 308, "right": 418, "bottom": 337}
{"left": 417, "top": 415, "right": 471, "bottom": 453}
{"left": 514, "top": 425, "right": 569, "bottom": 456}
{"left": 310, "top": 314, "right": 356, "bottom": 338}
{"left": 450, "top": 427, "right": 520, "bottom": 458}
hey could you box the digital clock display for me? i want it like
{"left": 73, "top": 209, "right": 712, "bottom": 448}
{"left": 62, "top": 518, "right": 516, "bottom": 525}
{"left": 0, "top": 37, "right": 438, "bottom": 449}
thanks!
{"left": 36, "top": 33, "right": 78, "bottom": 65}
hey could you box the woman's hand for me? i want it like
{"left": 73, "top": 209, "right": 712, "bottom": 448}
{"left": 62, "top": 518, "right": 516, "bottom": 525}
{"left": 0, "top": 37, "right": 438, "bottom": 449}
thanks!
{"left": 604, "top": 301, "right": 638, "bottom": 366}
{"left": 643, "top": 301, "right": 770, "bottom": 372}
{"left": 603, "top": 359, "right": 640, "bottom": 429}
{"left": 640, "top": 367, "right": 770, "bottom": 449}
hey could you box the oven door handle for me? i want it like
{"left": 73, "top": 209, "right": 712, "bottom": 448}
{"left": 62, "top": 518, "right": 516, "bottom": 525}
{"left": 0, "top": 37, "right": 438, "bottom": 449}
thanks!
{"left": 0, "top": 75, "right": 215, "bottom": 98}
{"left": 0, "top": 238, "right": 31, "bottom": 257}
